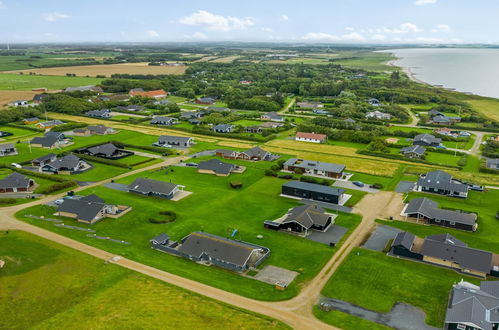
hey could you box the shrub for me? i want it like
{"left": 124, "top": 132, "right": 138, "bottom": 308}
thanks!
{"left": 265, "top": 169, "right": 277, "bottom": 177}
{"left": 230, "top": 181, "right": 243, "bottom": 189}
{"left": 370, "top": 183, "right": 384, "bottom": 189}
{"left": 36, "top": 181, "right": 77, "bottom": 194}
{"left": 383, "top": 239, "right": 394, "bottom": 253}
{"left": 148, "top": 211, "right": 177, "bottom": 223}
{"left": 278, "top": 174, "right": 294, "bottom": 180}
{"left": 0, "top": 198, "right": 17, "bottom": 205}
{"left": 457, "top": 155, "right": 468, "bottom": 167}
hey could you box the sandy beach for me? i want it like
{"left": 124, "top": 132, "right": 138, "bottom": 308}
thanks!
{"left": 386, "top": 57, "right": 431, "bottom": 86}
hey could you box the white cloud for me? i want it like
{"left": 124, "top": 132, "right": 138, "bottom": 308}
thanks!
{"left": 179, "top": 10, "right": 254, "bottom": 32}
{"left": 146, "top": 30, "right": 160, "bottom": 38}
{"left": 42, "top": 12, "right": 71, "bottom": 22}
{"left": 415, "top": 0, "right": 437, "bottom": 5}
{"left": 183, "top": 31, "right": 208, "bottom": 40}
{"left": 371, "top": 34, "right": 386, "bottom": 41}
{"left": 345, "top": 27, "right": 355, "bottom": 32}
{"left": 432, "top": 24, "right": 450, "bottom": 33}
{"left": 376, "top": 23, "right": 422, "bottom": 34}
{"left": 415, "top": 36, "right": 443, "bottom": 43}
{"left": 301, "top": 32, "right": 365, "bottom": 42}
{"left": 281, "top": 14, "right": 289, "bottom": 21}
{"left": 261, "top": 27, "right": 273, "bottom": 32}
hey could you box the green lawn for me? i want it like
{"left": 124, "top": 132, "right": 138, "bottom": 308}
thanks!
{"left": 380, "top": 189, "right": 499, "bottom": 253}
{"left": 349, "top": 171, "right": 393, "bottom": 190}
{"left": 0, "top": 126, "right": 40, "bottom": 141}
{"left": 320, "top": 248, "right": 480, "bottom": 327}
{"left": 17, "top": 161, "right": 362, "bottom": 300}
{"left": 232, "top": 119, "right": 264, "bottom": 126}
{"left": 424, "top": 151, "right": 462, "bottom": 167}
{"left": 0, "top": 73, "right": 102, "bottom": 90}
{"left": 0, "top": 230, "right": 288, "bottom": 329}
{"left": 61, "top": 163, "right": 129, "bottom": 182}
{"left": 313, "top": 307, "right": 390, "bottom": 330}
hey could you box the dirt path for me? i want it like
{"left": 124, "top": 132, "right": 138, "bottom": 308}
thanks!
{"left": 278, "top": 97, "right": 296, "bottom": 114}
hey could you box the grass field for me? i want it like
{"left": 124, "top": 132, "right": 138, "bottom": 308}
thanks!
{"left": 0, "top": 230, "right": 288, "bottom": 329}
{"left": 0, "top": 125, "right": 40, "bottom": 140}
{"left": 17, "top": 160, "right": 362, "bottom": 300}
{"left": 5, "top": 62, "right": 186, "bottom": 78}
{"left": 0, "top": 73, "right": 102, "bottom": 91}
{"left": 211, "top": 56, "right": 241, "bottom": 63}
{"left": 332, "top": 51, "right": 396, "bottom": 72}
{"left": 313, "top": 307, "right": 390, "bottom": 330}
{"left": 380, "top": 189, "right": 499, "bottom": 253}
{"left": 466, "top": 97, "right": 499, "bottom": 122}
{"left": 320, "top": 248, "right": 479, "bottom": 327}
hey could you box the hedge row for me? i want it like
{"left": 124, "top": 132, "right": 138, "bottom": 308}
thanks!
{"left": 191, "top": 127, "right": 277, "bottom": 142}
{"left": 51, "top": 122, "right": 87, "bottom": 132}
{"left": 76, "top": 153, "right": 130, "bottom": 168}
{"left": 111, "top": 141, "right": 172, "bottom": 155}
{"left": 8, "top": 166, "right": 71, "bottom": 182}
{"left": 357, "top": 150, "right": 461, "bottom": 169}
{"left": 37, "top": 181, "right": 77, "bottom": 194}
{"left": 0, "top": 198, "right": 17, "bottom": 205}
{"left": 7, "top": 123, "right": 44, "bottom": 132}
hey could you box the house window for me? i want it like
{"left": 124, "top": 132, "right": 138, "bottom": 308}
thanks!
{"left": 456, "top": 324, "right": 466, "bottom": 330}
{"left": 450, "top": 221, "right": 456, "bottom": 226}
{"left": 435, "top": 219, "right": 441, "bottom": 223}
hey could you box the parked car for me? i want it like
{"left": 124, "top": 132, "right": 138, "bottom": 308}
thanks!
{"left": 469, "top": 185, "right": 484, "bottom": 192}
{"left": 54, "top": 199, "right": 64, "bottom": 205}
{"left": 10, "top": 163, "right": 22, "bottom": 168}
{"left": 353, "top": 181, "right": 364, "bottom": 187}
{"left": 185, "top": 162, "right": 198, "bottom": 167}
{"left": 152, "top": 143, "right": 172, "bottom": 148}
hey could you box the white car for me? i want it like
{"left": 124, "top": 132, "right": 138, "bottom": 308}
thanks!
{"left": 54, "top": 199, "right": 65, "bottom": 205}
{"left": 10, "top": 163, "right": 22, "bottom": 168}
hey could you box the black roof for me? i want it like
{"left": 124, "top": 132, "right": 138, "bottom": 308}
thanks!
{"left": 283, "top": 181, "right": 345, "bottom": 196}
{"left": 417, "top": 170, "right": 469, "bottom": 194}
{"left": 282, "top": 204, "right": 331, "bottom": 229}
{"left": 57, "top": 196, "right": 106, "bottom": 222}
{"left": 405, "top": 197, "right": 477, "bottom": 226}
{"left": 44, "top": 154, "right": 83, "bottom": 170}
{"left": 197, "top": 159, "right": 235, "bottom": 175}
{"left": 392, "top": 231, "right": 415, "bottom": 250}
{"left": 87, "top": 143, "right": 120, "bottom": 157}
{"left": 128, "top": 177, "right": 178, "bottom": 195}
{"left": 34, "top": 153, "right": 56, "bottom": 163}
{"left": 0, "top": 172, "right": 33, "bottom": 189}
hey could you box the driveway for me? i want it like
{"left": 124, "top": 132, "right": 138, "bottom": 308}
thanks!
{"left": 103, "top": 182, "right": 129, "bottom": 192}
{"left": 319, "top": 297, "right": 438, "bottom": 330}
{"left": 307, "top": 225, "right": 348, "bottom": 245}
{"left": 0, "top": 193, "right": 42, "bottom": 199}
{"left": 395, "top": 181, "right": 415, "bottom": 193}
{"left": 362, "top": 225, "right": 403, "bottom": 251}
{"left": 333, "top": 180, "right": 380, "bottom": 193}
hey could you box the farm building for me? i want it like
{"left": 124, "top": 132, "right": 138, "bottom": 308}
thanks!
{"left": 0, "top": 172, "right": 35, "bottom": 193}
{"left": 128, "top": 178, "right": 184, "bottom": 200}
{"left": 415, "top": 170, "right": 469, "bottom": 198}
{"left": 282, "top": 181, "right": 346, "bottom": 205}
{"left": 295, "top": 132, "right": 327, "bottom": 144}
{"left": 283, "top": 158, "right": 345, "bottom": 179}
{"left": 401, "top": 197, "right": 477, "bottom": 232}
{"left": 150, "top": 231, "right": 270, "bottom": 272}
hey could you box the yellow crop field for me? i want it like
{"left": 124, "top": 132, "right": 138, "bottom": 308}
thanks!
{"left": 0, "top": 90, "right": 44, "bottom": 108}
{"left": 4, "top": 62, "right": 186, "bottom": 78}
{"left": 466, "top": 98, "right": 499, "bottom": 122}
{"left": 217, "top": 141, "right": 255, "bottom": 149}
{"left": 211, "top": 56, "right": 241, "bottom": 63}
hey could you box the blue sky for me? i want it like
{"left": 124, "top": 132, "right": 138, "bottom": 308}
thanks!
{"left": 1, "top": 0, "right": 498, "bottom": 44}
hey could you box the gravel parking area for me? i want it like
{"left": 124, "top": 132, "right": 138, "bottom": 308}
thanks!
{"left": 362, "top": 225, "right": 403, "bottom": 251}
{"left": 396, "top": 181, "right": 416, "bottom": 193}
{"left": 253, "top": 265, "right": 298, "bottom": 287}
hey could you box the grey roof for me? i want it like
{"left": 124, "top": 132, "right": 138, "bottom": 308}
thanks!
{"left": 38, "top": 120, "right": 64, "bottom": 127}
{"left": 178, "top": 232, "right": 264, "bottom": 267}
{"left": 87, "top": 125, "right": 113, "bottom": 134}
{"left": 413, "top": 134, "right": 442, "bottom": 146}
{"left": 33, "top": 93, "right": 48, "bottom": 102}
{"left": 262, "top": 112, "right": 283, "bottom": 120}
{"left": 65, "top": 85, "right": 100, "bottom": 92}
{"left": 128, "top": 178, "right": 178, "bottom": 195}
{"left": 282, "top": 204, "right": 331, "bottom": 229}
{"left": 283, "top": 181, "right": 345, "bottom": 196}
{"left": 86, "top": 109, "right": 110, "bottom": 117}
{"left": 198, "top": 97, "right": 216, "bottom": 103}
{"left": 213, "top": 124, "right": 234, "bottom": 132}
{"left": 344, "top": 118, "right": 356, "bottom": 123}
{"left": 284, "top": 158, "right": 345, "bottom": 174}
{"left": 117, "top": 105, "right": 145, "bottom": 111}
{"left": 445, "top": 281, "right": 499, "bottom": 330}
{"left": 30, "top": 135, "right": 59, "bottom": 148}
{"left": 44, "top": 154, "right": 83, "bottom": 171}
{"left": 151, "top": 116, "right": 175, "bottom": 124}
{"left": 405, "top": 197, "right": 477, "bottom": 226}
{"left": 158, "top": 135, "right": 192, "bottom": 145}
{"left": 392, "top": 231, "right": 415, "bottom": 250}
{"left": 33, "top": 153, "right": 56, "bottom": 163}
{"left": 180, "top": 111, "right": 203, "bottom": 119}
{"left": 401, "top": 145, "right": 426, "bottom": 155}
{"left": 241, "top": 146, "right": 270, "bottom": 159}
{"left": 0, "top": 172, "right": 33, "bottom": 189}
{"left": 57, "top": 196, "right": 106, "bottom": 222}
{"left": 151, "top": 233, "right": 170, "bottom": 245}
{"left": 80, "top": 194, "right": 105, "bottom": 203}
{"left": 421, "top": 234, "right": 492, "bottom": 273}
{"left": 197, "top": 159, "right": 235, "bottom": 175}
{"left": 87, "top": 143, "right": 120, "bottom": 157}
{"left": 486, "top": 158, "right": 499, "bottom": 169}
{"left": 417, "top": 170, "right": 469, "bottom": 194}
{"left": 207, "top": 106, "right": 230, "bottom": 112}
{"left": 428, "top": 109, "right": 443, "bottom": 116}
{"left": 24, "top": 117, "right": 39, "bottom": 122}
{"left": 0, "top": 143, "right": 15, "bottom": 151}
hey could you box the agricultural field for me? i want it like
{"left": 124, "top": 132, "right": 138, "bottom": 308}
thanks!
{"left": 466, "top": 97, "right": 499, "bottom": 122}
{"left": 0, "top": 73, "right": 102, "bottom": 91}
{"left": 4, "top": 62, "right": 186, "bottom": 78}
{"left": 319, "top": 248, "right": 479, "bottom": 328}
{"left": 0, "top": 230, "right": 288, "bottom": 330}
{"left": 211, "top": 56, "right": 241, "bottom": 63}
{"left": 17, "top": 160, "right": 362, "bottom": 301}
{"left": 330, "top": 51, "right": 396, "bottom": 71}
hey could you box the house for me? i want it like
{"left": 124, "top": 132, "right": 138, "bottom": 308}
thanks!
{"left": 413, "top": 134, "right": 442, "bottom": 147}
{"left": 128, "top": 178, "right": 183, "bottom": 200}
{"left": 391, "top": 232, "right": 499, "bottom": 278}
{"left": 41, "top": 154, "right": 90, "bottom": 174}
{"left": 98, "top": 95, "right": 110, "bottom": 102}
{"left": 428, "top": 109, "right": 444, "bottom": 116}
{"left": 400, "top": 145, "right": 426, "bottom": 158}
{"left": 180, "top": 111, "right": 204, "bottom": 120}
{"left": 153, "top": 99, "right": 172, "bottom": 106}
{"left": 260, "top": 112, "right": 284, "bottom": 122}
{"left": 129, "top": 89, "right": 167, "bottom": 99}
{"left": 150, "top": 231, "right": 270, "bottom": 272}
{"left": 0, "top": 143, "right": 17, "bottom": 157}
{"left": 212, "top": 124, "right": 234, "bottom": 133}
{"left": 0, "top": 131, "right": 12, "bottom": 138}
{"left": 486, "top": 158, "right": 499, "bottom": 170}
{"left": 115, "top": 105, "right": 145, "bottom": 112}
{"left": 32, "top": 153, "right": 57, "bottom": 167}
{"left": 245, "top": 126, "right": 263, "bottom": 134}
{"left": 415, "top": 170, "right": 469, "bottom": 198}
{"left": 432, "top": 115, "right": 461, "bottom": 125}
{"left": 366, "top": 111, "right": 392, "bottom": 120}
{"left": 401, "top": 197, "right": 477, "bottom": 231}
{"left": 297, "top": 101, "right": 324, "bottom": 109}
{"left": 433, "top": 127, "right": 455, "bottom": 137}
{"left": 344, "top": 118, "right": 356, "bottom": 124}
{"left": 207, "top": 106, "right": 230, "bottom": 112}
{"left": 197, "top": 159, "right": 236, "bottom": 176}
{"left": 80, "top": 143, "right": 133, "bottom": 159}
{"left": 64, "top": 85, "right": 103, "bottom": 93}
{"left": 85, "top": 109, "right": 112, "bottom": 118}
{"left": 295, "top": 132, "right": 327, "bottom": 144}
{"left": 259, "top": 122, "right": 285, "bottom": 129}
{"left": 0, "top": 172, "right": 34, "bottom": 193}
{"left": 74, "top": 125, "right": 115, "bottom": 136}
{"left": 30, "top": 132, "right": 68, "bottom": 149}
{"left": 36, "top": 120, "right": 65, "bottom": 129}
{"left": 444, "top": 280, "right": 499, "bottom": 330}
{"left": 157, "top": 135, "right": 193, "bottom": 148}
{"left": 195, "top": 97, "right": 216, "bottom": 104}
{"left": 264, "top": 204, "right": 334, "bottom": 234}
{"left": 56, "top": 194, "right": 129, "bottom": 224}
{"left": 8, "top": 100, "right": 28, "bottom": 107}
{"left": 23, "top": 117, "right": 40, "bottom": 125}
{"left": 32, "top": 93, "right": 48, "bottom": 104}
{"left": 368, "top": 98, "right": 381, "bottom": 106}
{"left": 150, "top": 116, "right": 177, "bottom": 126}
{"left": 313, "top": 109, "right": 329, "bottom": 115}
{"left": 283, "top": 158, "right": 345, "bottom": 179}
{"left": 189, "top": 119, "right": 202, "bottom": 125}
{"left": 282, "top": 181, "right": 346, "bottom": 205}
{"left": 215, "top": 147, "right": 274, "bottom": 161}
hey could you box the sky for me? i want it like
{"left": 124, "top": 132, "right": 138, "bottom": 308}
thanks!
{"left": 1, "top": 0, "right": 499, "bottom": 44}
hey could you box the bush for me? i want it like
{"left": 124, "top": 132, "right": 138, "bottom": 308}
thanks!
{"left": 457, "top": 155, "right": 468, "bottom": 167}
{"left": 0, "top": 198, "right": 17, "bottom": 205}
{"left": 148, "top": 211, "right": 177, "bottom": 223}
{"left": 37, "top": 181, "right": 77, "bottom": 194}
{"left": 76, "top": 153, "right": 130, "bottom": 168}
{"left": 299, "top": 176, "right": 330, "bottom": 186}
{"left": 383, "top": 239, "right": 394, "bottom": 253}
{"left": 230, "top": 181, "right": 243, "bottom": 189}
{"left": 278, "top": 174, "right": 294, "bottom": 180}
{"left": 265, "top": 169, "right": 277, "bottom": 177}
{"left": 370, "top": 183, "right": 384, "bottom": 190}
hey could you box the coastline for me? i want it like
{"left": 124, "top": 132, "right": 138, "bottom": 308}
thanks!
{"left": 386, "top": 57, "right": 431, "bottom": 86}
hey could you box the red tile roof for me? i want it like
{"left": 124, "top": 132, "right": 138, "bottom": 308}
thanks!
{"left": 295, "top": 132, "right": 327, "bottom": 140}
{"left": 129, "top": 89, "right": 167, "bottom": 98}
